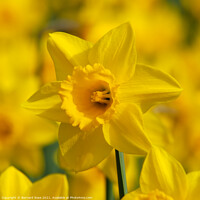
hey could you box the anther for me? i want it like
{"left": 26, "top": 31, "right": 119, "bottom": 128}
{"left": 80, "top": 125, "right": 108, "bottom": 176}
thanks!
{"left": 91, "top": 90, "right": 111, "bottom": 105}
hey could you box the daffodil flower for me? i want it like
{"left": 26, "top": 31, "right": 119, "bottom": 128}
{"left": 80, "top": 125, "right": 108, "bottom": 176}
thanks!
{"left": 0, "top": 166, "right": 68, "bottom": 198}
{"left": 122, "top": 146, "right": 200, "bottom": 200}
{"left": 24, "top": 23, "right": 181, "bottom": 172}
{"left": 0, "top": 0, "right": 47, "bottom": 38}
{"left": 68, "top": 167, "right": 105, "bottom": 199}
{"left": 0, "top": 77, "right": 58, "bottom": 176}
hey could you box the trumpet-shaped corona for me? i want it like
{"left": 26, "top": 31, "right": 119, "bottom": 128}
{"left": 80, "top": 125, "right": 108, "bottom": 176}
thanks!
{"left": 59, "top": 63, "right": 118, "bottom": 131}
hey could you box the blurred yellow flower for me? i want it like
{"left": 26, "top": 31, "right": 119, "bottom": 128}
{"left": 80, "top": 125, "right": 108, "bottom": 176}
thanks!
{"left": 148, "top": 42, "right": 200, "bottom": 172}
{"left": 80, "top": 0, "right": 184, "bottom": 57}
{"left": 0, "top": 77, "right": 57, "bottom": 176}
{"left": 0, "top": 0, "right": 47, "bottom": 38}
{"left": 24, "top": 23, "right": 181, "bottom": 172}
{"left": 40, "top": 33, "right": 57, "bottom": 84}
{"left": 143, "top": 111, "right": 173, "bottom": 148}
{"left": 68, "top": 167, "right": 105, "bottom": 199}
{"left": 0, "top": 37, "right": 38, "bottom": 93}
{"left": 122, "top": 146, "right": 200, "bottom": 200}
{"left": 0, "top": 166, "right": 68, "bottom": 199}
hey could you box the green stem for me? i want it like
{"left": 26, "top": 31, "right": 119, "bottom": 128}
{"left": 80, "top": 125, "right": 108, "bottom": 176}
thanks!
{"left": 115, "top": 149, "right": 128, "bottom": 199}
{"left": 106, "top": 177, "right": 114, "bottom": 200}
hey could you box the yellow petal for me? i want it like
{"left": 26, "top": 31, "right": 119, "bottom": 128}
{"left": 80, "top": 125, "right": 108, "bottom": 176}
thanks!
{"left": 68, "top": 168, "right": 105, "bottom": 199}
{"left": 0, "top": 166, "right": 32, "bottom": 197}
{"left": 48, "top": 32, "right": 92, "bottom": 80}
{"left": 98, "top": 150, "right": 118, "bottom": 183}
{"left": 118, "top": 64, "right": 182, "bottom": 112}
{"left": 27, "top": 174, "right": 68, "bottom": 197}
{"left": 140, "top": 146, "right": 187, "bottom": 200}
{"left": 23, "top": 81, "right": 69, "bottom": 123}
{"left": 122, "top": 189, "right": 174, "bottom": 200}
{"left": 12, "top": 147, "right": 44, "bottom": 177}
{"left": 143, "top": 112, "right": 172, "bottom": 147}
{"left": 22, "top": 116, "right": 58, "bottom": 146}
{"left": 186, "top": 171, "right": 200, "bottom": 200}
{"left": 89, "top": 23, "right": 137, "bottom": 83}
{"left": 103, "top": 103, "right": 151, "bottom": 154}
{"left": 58, "top": 123, "right": 112, "bottom": 172}
{"left": 122, "top": 189, "right": 143, "bottom": 200}
{"left": 122, "top": 193, "right": 136, "bottom": 200}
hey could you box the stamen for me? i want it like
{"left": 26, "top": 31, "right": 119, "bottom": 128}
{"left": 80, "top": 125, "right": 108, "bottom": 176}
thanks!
{"left": 91, "top": 90, "right": 111, "bottom": 105}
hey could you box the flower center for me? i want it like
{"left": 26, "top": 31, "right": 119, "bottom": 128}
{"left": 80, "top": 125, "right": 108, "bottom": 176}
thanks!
{"left": 0, "top": 6, "right": 16, "bottom": 26}
{"left": 59, "top": 63, "right": 118, "bottom": 131}
{"left": 0, "top": 115, "right": 13, "bottom": 141}
{"left": 91, "top": 89, "right": 111, "bottom": 105}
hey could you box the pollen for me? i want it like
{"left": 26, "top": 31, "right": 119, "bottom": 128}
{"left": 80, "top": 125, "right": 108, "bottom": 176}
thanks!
{"left": 91, "top": 89, "right": 111, "bottom": 105}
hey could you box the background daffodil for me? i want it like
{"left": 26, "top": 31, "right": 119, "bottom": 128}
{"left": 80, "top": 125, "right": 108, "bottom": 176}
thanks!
{"left": 67, "top": 167, "right": 105, "bottom": 199}
{"left": 0, "top": 0, "right": 47, "bottom": 39}
{"left": 24, "top": 22, "right": 182, "bottom": 172}
{"left": 122, "top": 146, "right": 200, "bottom": 200}
{"left": 0, "top": 77, "right": 57, "bottom": 177}
{"left": 0, "top": 166, "right": 68, "bottom": 199}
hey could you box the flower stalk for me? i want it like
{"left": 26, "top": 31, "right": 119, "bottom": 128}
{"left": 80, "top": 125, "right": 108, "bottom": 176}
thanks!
{"left": 106, "top": 177, "right": 114, "bottom": 200}
{"left": 115, "top": 149, "right": 128, "bottom": 199}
